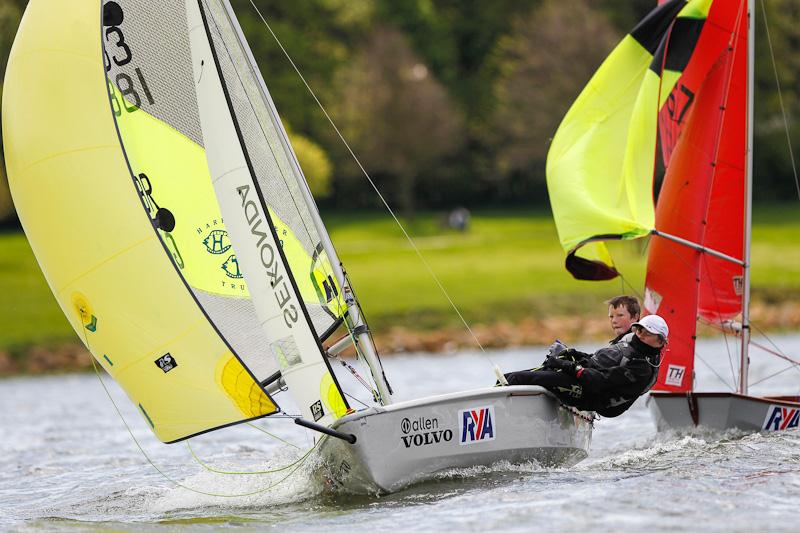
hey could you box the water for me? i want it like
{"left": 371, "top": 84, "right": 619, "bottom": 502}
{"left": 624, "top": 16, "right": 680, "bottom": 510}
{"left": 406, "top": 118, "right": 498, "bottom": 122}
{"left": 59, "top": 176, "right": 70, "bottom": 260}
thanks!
{"left": 2, "top": 334, "right": 800, "bottom": 532}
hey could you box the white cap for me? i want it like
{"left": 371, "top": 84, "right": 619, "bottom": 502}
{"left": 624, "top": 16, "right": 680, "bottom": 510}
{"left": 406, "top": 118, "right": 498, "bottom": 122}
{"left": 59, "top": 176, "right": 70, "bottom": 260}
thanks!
{"left": 632, "top": 314, "right": 669, "bottom": 340}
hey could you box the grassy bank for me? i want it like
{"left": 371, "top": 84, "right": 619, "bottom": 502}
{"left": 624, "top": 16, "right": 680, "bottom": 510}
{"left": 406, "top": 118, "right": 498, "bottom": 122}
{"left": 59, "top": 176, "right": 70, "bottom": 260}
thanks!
{"left": 1, "top": 206, "right": 799, "bottom": 359}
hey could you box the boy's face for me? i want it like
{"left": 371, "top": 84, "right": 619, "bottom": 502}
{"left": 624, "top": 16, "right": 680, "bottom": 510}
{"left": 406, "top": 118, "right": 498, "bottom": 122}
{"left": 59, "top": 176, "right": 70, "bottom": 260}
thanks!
{"left": 608, "top": 304, "right": 637, "bottom": 336}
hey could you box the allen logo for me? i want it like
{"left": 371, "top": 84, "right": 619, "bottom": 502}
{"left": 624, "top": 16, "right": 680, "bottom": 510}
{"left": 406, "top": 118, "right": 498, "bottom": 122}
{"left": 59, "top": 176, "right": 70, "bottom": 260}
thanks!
{"left": 665, "top": 364, "right": 686, "bottom": 387}
{"left": 203, "top": 229, "right": 231, "bottom": 255}
{"left": 459, "top": 406, "right": 495, "bottom": 445}
{"left": 763, "top": 406, "right": 800, "bottom": 431}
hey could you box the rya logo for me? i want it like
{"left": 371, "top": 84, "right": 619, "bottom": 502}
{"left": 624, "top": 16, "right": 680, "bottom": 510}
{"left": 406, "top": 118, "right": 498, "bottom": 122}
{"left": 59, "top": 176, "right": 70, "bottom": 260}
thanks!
{"left": 459, "top": 406, "right": 495, "bottom": 445}
{"left": 763, "top": 405, "right": 800, "bottom": 431}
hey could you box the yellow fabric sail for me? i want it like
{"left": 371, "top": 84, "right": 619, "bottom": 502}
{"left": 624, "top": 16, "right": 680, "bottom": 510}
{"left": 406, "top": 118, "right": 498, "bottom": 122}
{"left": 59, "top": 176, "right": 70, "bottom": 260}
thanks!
{"left": 2, "top": 0, "right": 277, "bottom": 443}
{"left": 546, "top": 0, "right": 713, "bottom": 280}
{"left": 110, "top": 82, "right": 345, "bottom": 320}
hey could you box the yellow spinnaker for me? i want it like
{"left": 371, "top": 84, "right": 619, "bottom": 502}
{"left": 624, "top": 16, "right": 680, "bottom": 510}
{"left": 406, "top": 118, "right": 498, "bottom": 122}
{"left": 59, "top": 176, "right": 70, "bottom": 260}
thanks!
{"left": 2, "top": 0, "right": 277, "bottom": 443}
{"left": 546, "top": 0, "right": 713, "bottom": 280}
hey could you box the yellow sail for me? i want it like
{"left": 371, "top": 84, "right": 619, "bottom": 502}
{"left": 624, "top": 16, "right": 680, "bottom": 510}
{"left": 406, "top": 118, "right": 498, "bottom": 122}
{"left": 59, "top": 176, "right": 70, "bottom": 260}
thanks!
{"left": 546, "top": 0, "right": 713, "bottom": 280}
{"left": 2, "top": 0, "right": 277, "bottom": 443}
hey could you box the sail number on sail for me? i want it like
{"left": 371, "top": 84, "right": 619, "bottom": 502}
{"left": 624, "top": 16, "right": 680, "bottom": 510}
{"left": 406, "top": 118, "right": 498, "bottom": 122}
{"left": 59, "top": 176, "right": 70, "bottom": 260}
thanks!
{"left": 103, "top": 2, "right": 155, "bottom": 116}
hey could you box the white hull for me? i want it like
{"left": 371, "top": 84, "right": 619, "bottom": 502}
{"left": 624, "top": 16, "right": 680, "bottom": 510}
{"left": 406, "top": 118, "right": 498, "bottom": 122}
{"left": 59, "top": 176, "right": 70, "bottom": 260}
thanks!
{"left": 316, "top": 386, "right": 593, "bottom": 493}
{"left": 648, "top": 392, "right": 800, "bottom": 432}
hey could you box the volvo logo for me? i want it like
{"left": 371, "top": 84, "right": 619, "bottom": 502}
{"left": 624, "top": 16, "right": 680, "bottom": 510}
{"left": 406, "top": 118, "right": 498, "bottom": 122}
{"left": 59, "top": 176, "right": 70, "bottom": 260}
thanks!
{"left": 399, "top": 415, "right": 452, "bottom": 448}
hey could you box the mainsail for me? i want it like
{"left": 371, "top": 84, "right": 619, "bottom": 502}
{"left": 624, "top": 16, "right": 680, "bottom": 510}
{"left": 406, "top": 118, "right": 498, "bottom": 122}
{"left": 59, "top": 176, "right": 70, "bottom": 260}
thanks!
{"left": 185, "top": 0, "right": 351, "bottom": 425}
{"left": 546, "top": 0, "right": 714, "bottom": 280}
{"left": 2, "top": 0, "right": 278, "bottom": 443}
{"left": 646, "top": 0, "right": 747, "bottom": 392}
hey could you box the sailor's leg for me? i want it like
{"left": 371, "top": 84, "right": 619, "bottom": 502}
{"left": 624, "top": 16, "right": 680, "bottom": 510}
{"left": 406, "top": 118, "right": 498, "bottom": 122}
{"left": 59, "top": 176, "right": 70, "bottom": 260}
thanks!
{"left": 504, "top": 370, "right": 584, "bottom": 406}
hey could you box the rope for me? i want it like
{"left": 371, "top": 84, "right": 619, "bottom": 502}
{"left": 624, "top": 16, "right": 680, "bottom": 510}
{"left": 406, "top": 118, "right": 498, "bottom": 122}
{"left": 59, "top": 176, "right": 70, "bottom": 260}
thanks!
{"left": 246, "top": 0, "right": 492, "bottom": 361}
{"left": 750, "top": 363, "right": 798, "bottom": 387}
{"left": 89, "top": 354, "right": 320, "bottom": 497}
{"left": 186, "top": 439, "right": 308, "bottom": 475}
{"left": 82, "top": 324, "right": 320, "bottom": 497}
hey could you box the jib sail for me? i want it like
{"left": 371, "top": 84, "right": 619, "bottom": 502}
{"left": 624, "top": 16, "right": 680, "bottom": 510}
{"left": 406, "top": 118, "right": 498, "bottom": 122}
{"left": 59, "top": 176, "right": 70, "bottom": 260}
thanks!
{"left": 186, "top": 0, "right": 351, "bottom": 426}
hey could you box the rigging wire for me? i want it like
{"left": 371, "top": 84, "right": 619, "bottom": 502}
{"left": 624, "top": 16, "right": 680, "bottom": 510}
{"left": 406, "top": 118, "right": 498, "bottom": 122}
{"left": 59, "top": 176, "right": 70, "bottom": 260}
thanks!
{"left": 699, "top": 252, "right": 739, "bottom": 389}
{"left": 695, "top": 352, "right": 736, "bottom": 392}
{"left": 760, "top": 0, "right": 800, "bottom": 202}
{"left": 749, "top": 363, "right": 798, "bottom": 387}
{"left": 246, "top": 0, "right": 490, "bottom": 360}
{"left": 186, "top": 440, "right": 307, "bottom": 475}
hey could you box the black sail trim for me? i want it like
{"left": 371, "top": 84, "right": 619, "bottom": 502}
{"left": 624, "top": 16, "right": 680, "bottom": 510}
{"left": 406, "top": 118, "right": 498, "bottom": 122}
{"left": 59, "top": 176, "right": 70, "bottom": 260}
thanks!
{"left": 196, "top": 0, "right": 350, "bottom": 410}
{"left": 650, "top": 17, "right": 706, "bottom": 75}
{"left": 98, "top": 2, "right": 281, "bottom": 434}
{"left": 630, "top": 0, "right": 686, "bottom": 55}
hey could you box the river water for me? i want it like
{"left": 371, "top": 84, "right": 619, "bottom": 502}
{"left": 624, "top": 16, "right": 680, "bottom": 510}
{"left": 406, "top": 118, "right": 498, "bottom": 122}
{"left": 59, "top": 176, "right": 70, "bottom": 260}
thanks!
{"left": 2, "top": 334, "right": 800, "bottom": 532}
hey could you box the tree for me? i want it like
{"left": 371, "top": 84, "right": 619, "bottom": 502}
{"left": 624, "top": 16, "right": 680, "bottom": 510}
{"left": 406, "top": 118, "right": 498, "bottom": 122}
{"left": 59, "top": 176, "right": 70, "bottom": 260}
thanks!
{"left": 334, "top": 27, "right": 463, "bottom": 216}
{"left": 286, "top": 125, "right": 333, "bottom": 198}
{"left": 0, "top": 2, "right": 23, "bottom": 224}
{"left": 489, "top": 0, "right": 619, "bottom": 200}
{"left": 753, "top": 0, "right": 800, "bottom": 202}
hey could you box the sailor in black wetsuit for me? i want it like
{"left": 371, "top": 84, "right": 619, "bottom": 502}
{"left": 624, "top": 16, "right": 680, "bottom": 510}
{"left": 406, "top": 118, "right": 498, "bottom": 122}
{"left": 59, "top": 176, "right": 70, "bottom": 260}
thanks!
{"left": 504, "top": 315, "right": 667, "bottom": 417}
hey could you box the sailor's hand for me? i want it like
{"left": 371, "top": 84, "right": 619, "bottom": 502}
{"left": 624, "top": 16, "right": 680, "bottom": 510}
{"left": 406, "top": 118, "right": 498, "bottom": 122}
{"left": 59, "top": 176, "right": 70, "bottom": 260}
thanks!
{"left": 546, "top": 340, "right": 568, "bottom": 358}
{"left": 543, "top": 356, "right": 576, "bottom": 373}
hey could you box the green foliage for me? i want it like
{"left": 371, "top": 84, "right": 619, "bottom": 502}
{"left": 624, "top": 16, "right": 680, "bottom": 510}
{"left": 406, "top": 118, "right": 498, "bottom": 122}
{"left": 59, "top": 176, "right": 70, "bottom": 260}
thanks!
{"left": 0, "top": 232, "right": 74, "bottom": 348}
{"left": 286, "top": 127, "right": 333, "bottom": 198}
{"left": 490, "top": 0, "right": 620, "bottom": 190}
{"left": 0, "top": 0, "right": 798, "bottom": 214}
{"left": 3, "top": 207, "right": 799, "bottom": 349}
{"left": 333, "top": 26, "right": 463, "bottom": 216}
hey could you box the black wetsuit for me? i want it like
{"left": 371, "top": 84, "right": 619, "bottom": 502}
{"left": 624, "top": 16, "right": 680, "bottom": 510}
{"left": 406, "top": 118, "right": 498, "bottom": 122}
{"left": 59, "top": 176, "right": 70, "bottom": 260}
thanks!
{"left": 504, "top": 333, "right": 661, "bottom": 417}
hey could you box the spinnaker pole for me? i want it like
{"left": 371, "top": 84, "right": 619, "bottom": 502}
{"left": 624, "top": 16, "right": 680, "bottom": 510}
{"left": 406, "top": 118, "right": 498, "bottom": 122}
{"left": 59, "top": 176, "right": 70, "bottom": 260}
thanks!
{"left": 740, "top": 0, "right": 754, "bottom": 395}
{"left": 217, "top": 0, "right": 393, "bottom": 405}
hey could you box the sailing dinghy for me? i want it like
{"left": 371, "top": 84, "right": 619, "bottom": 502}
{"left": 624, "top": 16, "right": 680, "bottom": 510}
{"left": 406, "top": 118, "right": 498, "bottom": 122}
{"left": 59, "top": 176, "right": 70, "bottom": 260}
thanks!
{"left": 547, "top": 0, "right": 800, "bottom": 433}
{"left": 3, "top": 0, "right": 591, "bottom": 493}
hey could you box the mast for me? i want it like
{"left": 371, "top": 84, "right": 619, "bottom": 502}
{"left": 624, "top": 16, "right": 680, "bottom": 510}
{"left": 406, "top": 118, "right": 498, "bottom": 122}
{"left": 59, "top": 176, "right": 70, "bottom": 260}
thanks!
{"left": 218, "top": 0, "right": 393, "bottom": 405}
{"left": 740, "top": 0, "right": 754, "bottom": 395}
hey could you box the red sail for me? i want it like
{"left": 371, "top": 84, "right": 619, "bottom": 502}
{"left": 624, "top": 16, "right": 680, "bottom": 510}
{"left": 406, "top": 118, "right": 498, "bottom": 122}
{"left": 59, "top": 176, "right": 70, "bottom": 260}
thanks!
{"left": 646, "top": 0, "right": 747, "bottom": 392}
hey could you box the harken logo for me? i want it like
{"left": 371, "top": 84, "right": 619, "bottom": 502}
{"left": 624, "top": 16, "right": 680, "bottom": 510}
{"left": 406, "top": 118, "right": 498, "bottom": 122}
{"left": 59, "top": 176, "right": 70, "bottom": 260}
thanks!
{"left": 222, "top": 255, "right": 242, "bottom": 279}
{"left": 763, "top": 405, "right": 800, "bottom": 431}
{"left": 665, "top": 364, "right": 686, "bottom": 387}
{"left": 203, "top": 229, "right": 231, "bottom": 255}
{"left": 459, "top": 406, "right": 495, "bottom": 445}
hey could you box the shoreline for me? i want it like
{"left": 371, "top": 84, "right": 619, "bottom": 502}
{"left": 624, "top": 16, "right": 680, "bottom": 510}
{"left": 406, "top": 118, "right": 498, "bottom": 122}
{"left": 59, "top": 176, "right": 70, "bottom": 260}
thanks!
{"left": 2, "top": 300, "right": 798, "bottom": 377}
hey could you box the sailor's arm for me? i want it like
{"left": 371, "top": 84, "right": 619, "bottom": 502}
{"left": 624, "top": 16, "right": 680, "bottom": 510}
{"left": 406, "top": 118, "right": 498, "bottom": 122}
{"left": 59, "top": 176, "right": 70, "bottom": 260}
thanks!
{"left": 574, "top": 359, "right": 651, "bottom": 394}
